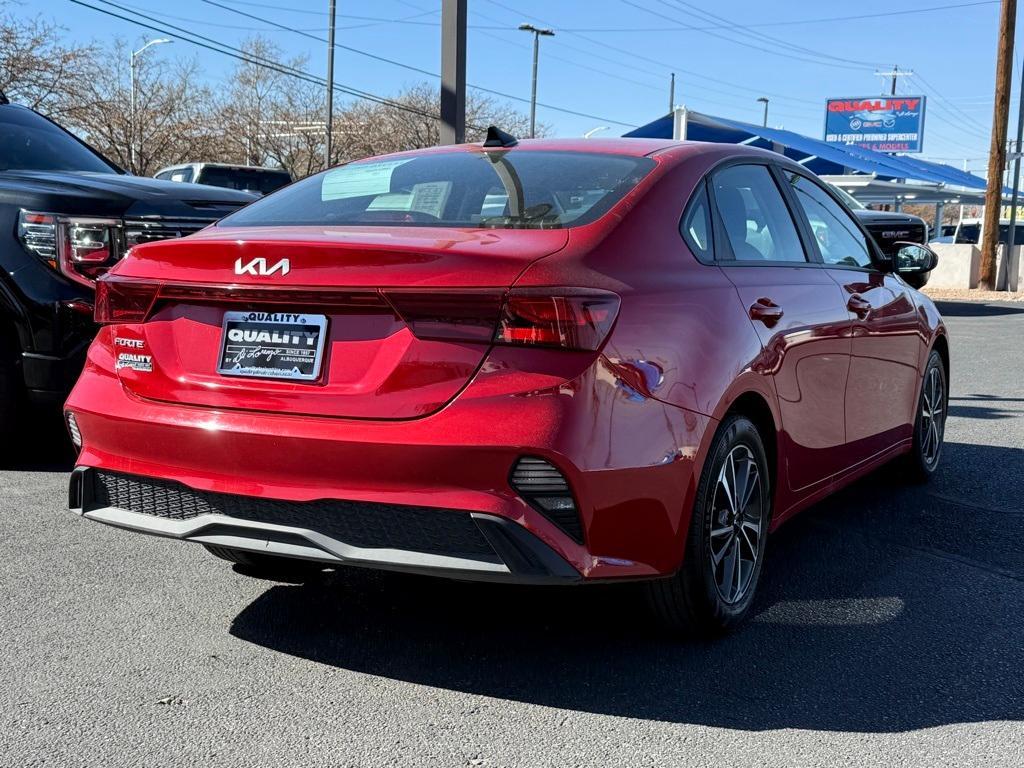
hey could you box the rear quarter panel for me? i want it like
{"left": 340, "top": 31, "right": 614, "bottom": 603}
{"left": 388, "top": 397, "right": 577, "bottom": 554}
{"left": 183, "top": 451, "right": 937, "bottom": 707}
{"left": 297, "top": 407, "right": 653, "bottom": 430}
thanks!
{"left": 514, "top": 147, "right": 786, "bottom": 563}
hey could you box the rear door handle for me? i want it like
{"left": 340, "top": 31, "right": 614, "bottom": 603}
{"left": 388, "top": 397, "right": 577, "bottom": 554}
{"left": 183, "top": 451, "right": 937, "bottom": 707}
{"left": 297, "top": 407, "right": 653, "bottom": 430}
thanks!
{"left": 847, "top": 294, "right": 873, "bottom": 318}
{"left": 749, "top": 298, "right": 784, "bottom": 327}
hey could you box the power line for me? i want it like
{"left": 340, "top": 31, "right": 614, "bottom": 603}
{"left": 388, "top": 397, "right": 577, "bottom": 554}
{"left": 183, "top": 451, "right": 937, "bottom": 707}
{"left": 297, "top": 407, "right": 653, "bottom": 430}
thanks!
{"left": 68, "top": 0, "right": 471, "bottom": 126}
{"left": 912, "top": 70, "right": 994, "bottom": 136}
{"left": 480, "top": 0, "right": 821, "bottom": 107}
{"left": 642, "top": 0, "right": 994, "bottom": 146}
{"left": 562, "top": 0, "right": 1001, "bottom": 32}
{"left": 636, "top": 0, "right": 879, "bottom": 70}
{"left": 116, "top": 2, "right": 441, "bottom": 33}
{"left": 199, "top": 0, "right": 639, "bottom": 126}
{"left": 74, "top": 0, "right": 638, "bottom": 129}
{"left": 206, "top": 0, "right": 999, "bottom": 33}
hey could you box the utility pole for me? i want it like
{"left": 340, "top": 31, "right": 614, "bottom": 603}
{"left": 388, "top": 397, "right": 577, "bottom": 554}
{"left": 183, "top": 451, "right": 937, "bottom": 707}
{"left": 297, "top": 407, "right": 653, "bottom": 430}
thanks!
{"left": 757, "top": 96, "right": 769, "bottom": 127}
{"left": 980, "top": 0, "right": 1017, "bottom": 291}
{"left": 874, "top": 65, "right": 913, "bottom": 96}
{"left": 669, "top": 73, "right": 675, "bottom": 113}
{"left": 324, "top": 0, "right": 336, "bottom": 168}
{"left": 519, "top": 24, "right": 554, "bottom": 139}
{"left": 1003, "top": 53, "right": 1024, "bottom": 291}
{"left": 440, "top": 0, "right": 467, "bottom": 145}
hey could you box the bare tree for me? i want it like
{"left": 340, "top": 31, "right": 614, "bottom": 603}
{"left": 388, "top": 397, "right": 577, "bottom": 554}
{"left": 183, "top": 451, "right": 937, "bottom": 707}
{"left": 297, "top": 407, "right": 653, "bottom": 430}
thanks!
{"left": 2, "top": 11, "right": 541, "bottom": 181}
{"left": 0, "top": 2, "right": 97, "bottom": 118}
{"left": 65, "top": 41, "right": 223, "bottom": 175}
{"left": 332, "top": 83, "right": 543, "bottom": 167}
{"left": 217, "top": 37, "right": 321, "bottom": 173}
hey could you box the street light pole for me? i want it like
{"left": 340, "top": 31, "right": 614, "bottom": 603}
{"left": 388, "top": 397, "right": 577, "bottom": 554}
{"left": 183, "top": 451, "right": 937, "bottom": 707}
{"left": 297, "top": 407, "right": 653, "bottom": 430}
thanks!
{"left": 757, "top": 96, "right": 769, "bottom": 127}
{"left": 324, "top": 0, "right": 336, "bottom": 169}
{"left": 519, "top": 24, "right": 554, "bottom": 139}
{"left": 129, "top": 38, "right": 172, "bottom": 174}
{"left": 1003, "top": 57, "right": 1024, "bottom": 291}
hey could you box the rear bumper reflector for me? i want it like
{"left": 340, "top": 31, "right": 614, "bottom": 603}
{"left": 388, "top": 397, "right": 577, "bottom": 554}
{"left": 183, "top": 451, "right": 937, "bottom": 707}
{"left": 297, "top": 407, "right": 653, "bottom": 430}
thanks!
{"left": 510, "top": 456, "right": 584, "bottom": 543}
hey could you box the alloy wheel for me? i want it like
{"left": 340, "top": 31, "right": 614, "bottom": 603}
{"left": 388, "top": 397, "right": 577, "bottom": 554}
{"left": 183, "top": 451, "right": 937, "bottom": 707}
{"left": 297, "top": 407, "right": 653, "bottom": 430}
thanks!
{"left": 920, "top": 365, "right": 945, "bottom": 467}
{"left": 708, "top": 445, "right": 764, "bottom": 605}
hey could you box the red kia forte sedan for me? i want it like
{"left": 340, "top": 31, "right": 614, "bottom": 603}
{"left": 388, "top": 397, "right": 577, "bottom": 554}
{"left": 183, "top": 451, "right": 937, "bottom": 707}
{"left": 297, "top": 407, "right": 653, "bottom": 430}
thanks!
{"left": 65, "top": 130, "right": 948, "bottom": 635}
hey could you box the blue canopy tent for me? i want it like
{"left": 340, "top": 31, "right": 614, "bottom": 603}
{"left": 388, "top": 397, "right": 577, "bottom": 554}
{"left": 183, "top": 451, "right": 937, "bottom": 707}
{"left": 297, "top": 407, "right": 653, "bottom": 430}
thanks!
{"left": 624, "top": 109, "right": 992, "bottom": 191}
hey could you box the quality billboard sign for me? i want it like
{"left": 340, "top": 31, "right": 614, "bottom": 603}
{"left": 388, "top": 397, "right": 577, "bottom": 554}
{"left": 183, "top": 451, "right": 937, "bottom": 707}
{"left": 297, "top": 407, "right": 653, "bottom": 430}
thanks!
{"left": 824, "top": 96, "right": 926, "bottom": 153}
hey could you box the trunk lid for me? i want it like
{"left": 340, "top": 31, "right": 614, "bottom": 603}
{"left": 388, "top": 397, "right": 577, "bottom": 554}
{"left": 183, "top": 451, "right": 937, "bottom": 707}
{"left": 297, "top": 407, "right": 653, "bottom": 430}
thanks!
{"left": 109, "top": 225, "right": 568, "bottom": 420}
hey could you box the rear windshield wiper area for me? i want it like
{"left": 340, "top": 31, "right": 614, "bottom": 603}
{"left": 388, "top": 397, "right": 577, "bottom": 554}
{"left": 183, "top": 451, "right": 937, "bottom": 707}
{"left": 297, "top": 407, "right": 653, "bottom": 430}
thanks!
{"left": 479, "top": 204, "right": 562, "bottom": 229}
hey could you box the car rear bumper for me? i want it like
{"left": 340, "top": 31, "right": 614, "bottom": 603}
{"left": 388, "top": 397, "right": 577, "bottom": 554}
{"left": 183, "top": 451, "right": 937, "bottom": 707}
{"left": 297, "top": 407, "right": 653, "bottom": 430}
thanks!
{"left": 65, "top": 347, "right": 711, "bottom": 580}
{"left": 69, "top": 466, "right": 581, "bottom": 584}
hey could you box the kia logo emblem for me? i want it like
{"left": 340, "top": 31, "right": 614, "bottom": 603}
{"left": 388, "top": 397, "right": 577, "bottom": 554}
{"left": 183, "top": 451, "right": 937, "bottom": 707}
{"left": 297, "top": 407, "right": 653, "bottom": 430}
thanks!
{"left": 234, "top": 257, "right": 290, "bottom": 277}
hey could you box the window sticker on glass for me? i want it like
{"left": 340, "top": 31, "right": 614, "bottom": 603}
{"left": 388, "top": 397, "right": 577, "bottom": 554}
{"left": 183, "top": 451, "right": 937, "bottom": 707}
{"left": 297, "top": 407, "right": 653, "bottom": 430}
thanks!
{"left": 321, "top": 159, "right": 411, "bottom": 201}
{"left": 409, "top": 181, "right": 452, "bottom": 218}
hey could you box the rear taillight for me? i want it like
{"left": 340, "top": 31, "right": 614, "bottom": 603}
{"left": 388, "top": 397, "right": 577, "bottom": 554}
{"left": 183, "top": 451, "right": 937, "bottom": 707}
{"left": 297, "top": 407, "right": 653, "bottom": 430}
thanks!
{"left": 94, "top": 276, "right": 159, "bottom": 324}
{"left": 384, "top": 291, "right": 504, "bottom": 343}
{"left": 91, "top": 281, "right": 620, "bottom": 353}
{"left": 388, "top": 288, "right": 619, "bottom": 351}
{"left": 495, "top": 289, "right": 619, "bottom": 351}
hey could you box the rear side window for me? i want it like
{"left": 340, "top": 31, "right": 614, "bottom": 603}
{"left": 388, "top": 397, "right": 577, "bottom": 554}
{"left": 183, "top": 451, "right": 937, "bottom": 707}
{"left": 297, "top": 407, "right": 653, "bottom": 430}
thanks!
{"left": 219, "top": 151, "right": 655, "bottom": 229}
{"left": 711, "top": 164, "right": 806, "bottom": 263}
{"left": 681, "top": 183, "right": 713, "bottom": 260}
{"left": 787, "top": 173, "right": 872, "bottom": 268}
{"left": 162, "top": 168, "right": 193, "bottom": 183}
{"left": 199, "top": 167, "right": 290, "bottom": 194}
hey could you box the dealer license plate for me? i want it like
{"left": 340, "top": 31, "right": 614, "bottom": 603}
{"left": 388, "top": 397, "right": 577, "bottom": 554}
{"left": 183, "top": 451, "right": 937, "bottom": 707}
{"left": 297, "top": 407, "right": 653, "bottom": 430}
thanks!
{"left": 217, "top": 311, "right": 327, "bottom": 381}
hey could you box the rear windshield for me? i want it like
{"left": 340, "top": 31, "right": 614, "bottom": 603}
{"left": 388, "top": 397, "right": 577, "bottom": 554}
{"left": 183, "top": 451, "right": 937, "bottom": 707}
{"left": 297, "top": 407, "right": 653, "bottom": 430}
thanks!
{"left": 199, "top": 166, "right": 291, "bottom": 194}
{"left": 218, "top": 150, "right": 655, "bottom": 229}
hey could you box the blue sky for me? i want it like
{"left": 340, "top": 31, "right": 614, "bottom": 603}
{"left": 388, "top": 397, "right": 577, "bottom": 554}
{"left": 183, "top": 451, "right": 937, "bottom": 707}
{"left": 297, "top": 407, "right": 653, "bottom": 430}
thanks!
{"left": 29, "top": 0, "right": 1019, "bottom": 170}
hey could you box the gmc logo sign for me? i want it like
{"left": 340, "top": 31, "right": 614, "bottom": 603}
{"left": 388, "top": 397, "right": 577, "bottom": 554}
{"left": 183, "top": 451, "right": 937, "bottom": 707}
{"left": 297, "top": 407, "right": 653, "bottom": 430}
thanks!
{"left": 234, "top": 257, "right": 290, "bottom": 277}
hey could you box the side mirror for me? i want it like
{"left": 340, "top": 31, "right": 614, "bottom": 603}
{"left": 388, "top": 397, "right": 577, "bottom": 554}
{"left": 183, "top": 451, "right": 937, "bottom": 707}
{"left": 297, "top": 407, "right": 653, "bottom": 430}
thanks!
{"left": 893, "top": 242, "right": 938, "bottom": 289}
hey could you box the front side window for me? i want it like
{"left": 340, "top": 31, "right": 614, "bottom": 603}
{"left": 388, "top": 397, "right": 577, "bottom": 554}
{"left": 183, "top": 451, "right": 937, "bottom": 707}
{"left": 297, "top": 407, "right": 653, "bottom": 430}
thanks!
{"left": 711, "top": 164, "right": 806, "bottom": 263}
{"left": 787, "top": 173, "right": 873, "bottom": 268}
{"left": 219, "top": 150, "right": 655, "bottom": 229}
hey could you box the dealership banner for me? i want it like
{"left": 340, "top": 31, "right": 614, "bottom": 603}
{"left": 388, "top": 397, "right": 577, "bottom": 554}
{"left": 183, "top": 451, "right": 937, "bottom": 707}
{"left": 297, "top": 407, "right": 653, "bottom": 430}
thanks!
{"left": 824, "top": 96, "right": 926, "bottom": 153}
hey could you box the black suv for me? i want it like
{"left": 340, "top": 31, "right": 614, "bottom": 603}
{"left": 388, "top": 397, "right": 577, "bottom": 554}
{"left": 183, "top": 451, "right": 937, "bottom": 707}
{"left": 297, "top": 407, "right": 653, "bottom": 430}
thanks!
{"left": 0, "top": 96, "right": 254, "bottom": 436}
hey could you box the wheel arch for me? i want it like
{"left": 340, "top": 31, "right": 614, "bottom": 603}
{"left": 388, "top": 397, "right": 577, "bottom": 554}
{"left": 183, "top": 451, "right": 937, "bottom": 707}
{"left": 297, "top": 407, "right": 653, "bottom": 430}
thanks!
{"left": 931, "top": 330, "right": 950, "bottom": 386}
{"left": 722, "top": 390, "right": 779, "bottom": 502}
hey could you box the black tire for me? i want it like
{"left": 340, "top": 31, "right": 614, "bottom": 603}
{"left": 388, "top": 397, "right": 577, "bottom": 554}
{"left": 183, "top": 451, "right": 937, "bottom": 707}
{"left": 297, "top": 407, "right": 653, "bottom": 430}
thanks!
{"left": 902, "top": 349, "right": 947, "bottom": 482}
{"left": 645, "top": 414, "right": 771, "bottom": 637}
{"left": 203, "top": 544, "right": 326, "bottom": 581}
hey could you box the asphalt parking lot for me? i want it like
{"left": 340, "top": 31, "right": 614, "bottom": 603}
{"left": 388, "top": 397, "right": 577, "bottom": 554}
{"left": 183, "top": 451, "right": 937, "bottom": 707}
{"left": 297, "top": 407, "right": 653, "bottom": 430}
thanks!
{"left": 2, "top": 300, "right": 1023, "bottom": 768}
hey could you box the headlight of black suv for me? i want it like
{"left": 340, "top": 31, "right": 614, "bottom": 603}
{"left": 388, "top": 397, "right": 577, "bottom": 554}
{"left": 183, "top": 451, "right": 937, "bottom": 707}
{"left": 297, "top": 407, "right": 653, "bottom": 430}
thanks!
{"left": 17, "top": 210, "right": 123, "bottom": 287}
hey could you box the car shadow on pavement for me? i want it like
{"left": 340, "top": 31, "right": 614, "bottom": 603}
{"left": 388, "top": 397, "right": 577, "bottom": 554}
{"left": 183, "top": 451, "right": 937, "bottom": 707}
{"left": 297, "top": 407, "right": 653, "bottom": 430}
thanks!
{"left": 932, "top": 300, "right": 1024, "bottom": 317}
{"left": 948, "top": 394, "right": 1024, "bottom": 420}
{"left": 230, "top": 442, "right": 1024, "bottom": 733}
